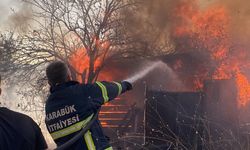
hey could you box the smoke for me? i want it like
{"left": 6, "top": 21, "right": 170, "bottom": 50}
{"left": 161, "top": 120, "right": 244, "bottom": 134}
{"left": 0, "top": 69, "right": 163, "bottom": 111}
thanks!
{"left": 215, "top": 0, "right": 250, "bottom": 43}
{"left": 122, "top": 0, "right": 234, "bottom": 55}
{"left": 0, "top": 0, "right": 32, "bottom": 32}
{"left": 123, "top": 0, "right": 250, "bottom": 51}
{"left": 124, "top": 0, "right": 189, "bottom": 30}
{"left": 7, "top": 3, "right": 33, "bottom": 32}
{"left": 121, "top": 0, "right": 250, "bottom": 107}
{"left": 121, "top": 0, "right": 186, "bottom": 55}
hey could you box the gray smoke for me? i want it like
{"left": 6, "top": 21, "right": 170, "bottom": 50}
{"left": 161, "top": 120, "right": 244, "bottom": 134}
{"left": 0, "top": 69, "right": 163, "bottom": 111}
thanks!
{"left": 0, "top": 0, "right": 32, "bottom": 32}
{"left": 121, "top": 0, "right": 186, "bottom": 56}
{"left": 216, "top": 0, "right": 250, "bottom": 43}
{"left": 8, "top": 4, "right": 32, "bottom": 32}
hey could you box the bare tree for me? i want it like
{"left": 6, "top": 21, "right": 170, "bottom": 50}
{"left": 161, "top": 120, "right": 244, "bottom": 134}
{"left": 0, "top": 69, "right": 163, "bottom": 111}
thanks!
{"left": 0, "top": 32, "right": 18, "bottom": 75}
{"left": 0, "top": 0, "right": 175, "bottom": 114}
{"left": 1, "top": 0, "right": 176, "bottom": 84}
{"left": 1, "top": 0, "right": 134, "bottom": 84}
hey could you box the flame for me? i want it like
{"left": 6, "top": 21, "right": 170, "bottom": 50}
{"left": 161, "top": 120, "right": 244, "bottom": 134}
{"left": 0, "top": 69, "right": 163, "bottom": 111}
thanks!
{"left": 193, "top": 78, "right": 204, "bottom": 90}
{"left": 69, "top": 48, "right": 101, "bottom": 73}
{"left": 236, "top": 71, "right": 250, "bottom": 106}
{"left": 173, "top": 3, "right": 250, "bottom": 107}
{"left": 68, "top": 38, "right": 111, "bottom": 83}
{"left": 68, "top": 48, "right": 101, "bottom": 82}
{"left": 68, "top": 38, "right": 128, "bottom": 128}
{"left": 101, "top": 122, "right": 108, "bottom": 125}
{"left": 173, "top": 59, "right": 183, "bottom": 70}
{"left": 212, "top": 63, "right": 233, "bottom": 80}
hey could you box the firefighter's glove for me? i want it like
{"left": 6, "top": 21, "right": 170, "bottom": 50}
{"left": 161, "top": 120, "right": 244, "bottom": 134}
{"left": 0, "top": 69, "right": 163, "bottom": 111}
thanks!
{"left": 122, "top": 81, "right": 133, "bottom": 91}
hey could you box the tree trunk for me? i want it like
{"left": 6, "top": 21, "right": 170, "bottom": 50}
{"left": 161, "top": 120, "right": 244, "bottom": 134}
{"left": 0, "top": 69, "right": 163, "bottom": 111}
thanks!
{"left": 87, "top": 52, "right": 95, "bottom": 84}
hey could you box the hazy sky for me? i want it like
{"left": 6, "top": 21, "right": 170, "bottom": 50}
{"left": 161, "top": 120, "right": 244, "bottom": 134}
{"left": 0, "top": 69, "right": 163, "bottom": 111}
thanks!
{"left": 0, "top": 0, "right": 214, "bottom": 25}
{"left": 0, "top": 0, "right": 21, "bottom": 28}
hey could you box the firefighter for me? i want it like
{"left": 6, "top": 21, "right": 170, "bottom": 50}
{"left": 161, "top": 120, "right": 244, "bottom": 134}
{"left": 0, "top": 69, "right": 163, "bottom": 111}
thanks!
{"left": 0, "top": 76, "right": 48, "bottom": 150}
{"left": 45, "top": 61, "right": 133, "bottom": 150}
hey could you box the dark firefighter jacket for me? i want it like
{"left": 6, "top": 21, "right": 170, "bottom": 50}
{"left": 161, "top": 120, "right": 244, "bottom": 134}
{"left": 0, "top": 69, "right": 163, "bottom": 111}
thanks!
{"left": 0, "top": 107, "right": 48, "bottom": 150}
{"left": 45, "top": 81, "right": 131, "bottom": 150}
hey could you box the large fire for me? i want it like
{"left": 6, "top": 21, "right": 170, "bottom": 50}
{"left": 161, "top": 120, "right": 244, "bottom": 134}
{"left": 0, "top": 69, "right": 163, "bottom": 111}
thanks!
{"left": 68, "top": 40, "right": 129, "bottom": 128}
{"left": 68, "top": 38, "right": 111, "bottom": 83}
{"left": 68, "top": 48, "right": 101, "bottom": 83}
{"left": 173, "top": 1, "right": 250, "bottom": 107}
{"left": 68, "top": 1, "right": 250, "bottom": 108}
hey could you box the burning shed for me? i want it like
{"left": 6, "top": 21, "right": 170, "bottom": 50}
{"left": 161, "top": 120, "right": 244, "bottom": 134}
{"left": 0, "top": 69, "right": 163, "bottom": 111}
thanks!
{"left": 144, "top": 78, "right": 243, "bottom": 149}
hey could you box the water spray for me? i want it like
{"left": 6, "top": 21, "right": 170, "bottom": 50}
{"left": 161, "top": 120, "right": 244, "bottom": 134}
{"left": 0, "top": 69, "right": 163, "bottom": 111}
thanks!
{"left": 124, "top": 60, "right": 167, "bottom": 84}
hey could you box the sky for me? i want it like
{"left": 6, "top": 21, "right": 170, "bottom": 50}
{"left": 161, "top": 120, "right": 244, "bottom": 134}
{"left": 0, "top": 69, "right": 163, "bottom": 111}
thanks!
{"left": 0, "top": 0, "right": 213, "bottom": 28}
{"left": 0, "top": 0, "right": 22, "bottom": 29}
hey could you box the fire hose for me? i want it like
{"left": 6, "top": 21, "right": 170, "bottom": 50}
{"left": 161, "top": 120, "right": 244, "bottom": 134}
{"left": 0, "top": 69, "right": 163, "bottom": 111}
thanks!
{"left": 55, "top": 109, "right": 100, "bottom": 150}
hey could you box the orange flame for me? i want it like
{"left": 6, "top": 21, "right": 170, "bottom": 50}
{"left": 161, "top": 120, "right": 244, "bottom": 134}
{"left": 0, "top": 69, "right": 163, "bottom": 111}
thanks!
{"left": 174, "top": 3, "right": 250, "bottom": 107}
{"left": 236, "top": 71, "right": 250, "bottom": 106}
{"left": 68, "top": 48, "right": 101, "bottom": 82}
{"left": 68, "top": 38, "right": 110, "bottom": 83}
{"left": 69, "top": 48, "right": 101, "bottom": 73}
